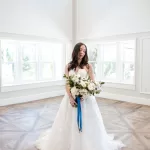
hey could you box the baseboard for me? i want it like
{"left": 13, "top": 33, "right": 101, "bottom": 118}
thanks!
{"left": 97, "top": 92, "right": 150, "bottom": 106}
{"left": 0, "top": 90, "right": 65, "bottom": 106}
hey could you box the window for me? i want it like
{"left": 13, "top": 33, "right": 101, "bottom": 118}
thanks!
{"left": 120, "top": 41, "right": 135, "bottom": 84}
{"left": 86, "top": 40, "right": 135, "bottom": 85}
{"left": 102, "top": 43, "right": 117, "bottom": 80}
{"left": 87, "top": 44, "right": 98, "bottom": 77}
{"left": 1, "top": 40, "right": 66, "bottom": 86}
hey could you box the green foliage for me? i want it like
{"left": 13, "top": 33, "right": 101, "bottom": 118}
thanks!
{"left": 23, "top": 56, "right": 31, "bottom": 71}
{"left": 104, "top": 62, "right": 115, "bottom": 77}
{"left": 6, "top": 48, "right": 13, "bottom": 62}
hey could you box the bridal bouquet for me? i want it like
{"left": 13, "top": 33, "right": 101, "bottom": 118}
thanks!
{"left": 63, "top": 74, "right": 105, "bottom": 99}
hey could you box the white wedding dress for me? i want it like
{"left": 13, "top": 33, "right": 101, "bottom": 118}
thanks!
{"left": 35, "top": 69, "right": 126, "bottom": 150}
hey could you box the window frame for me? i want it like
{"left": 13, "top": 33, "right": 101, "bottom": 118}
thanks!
{"left": 85, "top": 39, "right": 136, "bottom": 90}
{"left": 0, "top": 38, "right": 69, "bottom": 92}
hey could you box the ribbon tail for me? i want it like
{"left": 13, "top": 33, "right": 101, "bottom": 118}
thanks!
{"left": 76, "top": 96, "right": 82, "bottom": 132}
{"left": 79, "top": 100, "right": 82, "bottom": 132}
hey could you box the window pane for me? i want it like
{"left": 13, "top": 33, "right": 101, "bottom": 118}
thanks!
{"left": 120, "top": 41, "right": 135, "bottom": 62}
{"left": 123, "top": 49, "right": 134, "bottom": 62}
{"left": 2, "top": 63, "right": 15, "bottom": 84}
{"left": 1, "top": 40, "right": 17, "bottom": 62}
{"left": 89, "top": 62, "right": 97, "bottom": 76}
{"left": 103, "top": 44, "right": 117, "bottom": 61}
{"left": 22, "top": 43, "right": 36, "bottom": 61}
{"left": 103, "top": 62, "right": 116, "bottom": 79}
{"left": 121, "top": 41, "right": 135, "bottom": 62}
{"left": 123, "top": 63, "right": 134, "bottom": 84}
{"left": 39, "top": 43, "right": 53, "bottom": 61}
{"left": 41, "top": 63, "right": 53, "bottom": 79}
{"left": 87, "top": 44, "right": 98, "bottom": 61}
{"left": 122, "top": 40, "right": 135, "bottom": 49}
{"left": 52, "top": 43, "right": 64, "bottom": 80}
{"left": 22, "top": 63, "right": 36, "bottom": 81}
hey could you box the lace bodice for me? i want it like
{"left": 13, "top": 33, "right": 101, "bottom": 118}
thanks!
{"left": 69, "top": 69, "right": 89, "bottom": 78}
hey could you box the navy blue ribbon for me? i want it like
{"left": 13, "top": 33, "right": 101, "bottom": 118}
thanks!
{"left": 75, "top": 96, "right": 82, "bottom": 132}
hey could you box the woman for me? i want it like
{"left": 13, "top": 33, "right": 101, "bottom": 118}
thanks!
{"left": 35, "top": 42, "right": 126, "bottom": 150}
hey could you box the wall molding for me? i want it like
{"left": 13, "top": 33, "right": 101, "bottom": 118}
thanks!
{"left": 1, "top": 90, "right": 150, "bottom": 106}
{"left": 76, "top": 31, "right": 150, "bottom": 42}
{"left": 0, "top": 89, "right": 65, "bottom": 106}
{"left": 97, "top": 92, "right": 150, "bottom": 106}
{"left": 0, "top": 32, "right": 69, "bottom": 43}
{"left": 140, "top": 36, "right": 150, "bottom": 95}
{"left": 103, "top": 82, "right": 135, "bottom": 90}
{"left": 1, "top": 80, "right": 65, "bottom": 92}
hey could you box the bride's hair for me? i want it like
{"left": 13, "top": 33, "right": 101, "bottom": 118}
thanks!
{"left": 68, "top": 42, "right": 89, "bottom": 71}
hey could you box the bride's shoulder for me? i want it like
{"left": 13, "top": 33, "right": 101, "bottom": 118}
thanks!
{"left": 65, "top": 63, "right": 71, "bottom": 69}
{"left": 85, "top": 63, "right": 92, "bottom": 70}
{"left": 65, "top": 63, "right": 72, "bottom": 73}
{"left": 65, "top": 63, "right": 72, "bottom": 76}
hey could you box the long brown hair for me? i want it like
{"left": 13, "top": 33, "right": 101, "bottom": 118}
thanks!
{"left": 68, "top": 42, "right": 89, "bottom": 71}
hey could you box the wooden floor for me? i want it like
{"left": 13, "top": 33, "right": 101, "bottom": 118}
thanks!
{"left": 0, "top": 96, "right": 150, "bottom": 150}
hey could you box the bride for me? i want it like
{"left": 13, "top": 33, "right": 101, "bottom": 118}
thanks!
{"left": 35, "top": 42, "right": 126, "bottom": 150}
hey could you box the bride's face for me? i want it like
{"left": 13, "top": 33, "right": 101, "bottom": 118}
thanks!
{"left": 78, "top": 45, "right": 86, "bottom": 60}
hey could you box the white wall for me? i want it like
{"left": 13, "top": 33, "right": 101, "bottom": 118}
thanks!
{"left": 0, "top": 0, "right": 72, "bottom": 40}
{"left": 76, "top": 0, "right": 150, "bottom": 39}
{"left": 76, "top": 0, "right": 150, "bottom": 105}
{"left": 0, "top": 0, "right": 72, "bottom": 106}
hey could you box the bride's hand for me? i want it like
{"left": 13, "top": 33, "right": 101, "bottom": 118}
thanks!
{"left": 69, "top": 96, "right": 77, "bottom": 107}
{"left": 80, "top": 96, "right": 84, "bottom": 101}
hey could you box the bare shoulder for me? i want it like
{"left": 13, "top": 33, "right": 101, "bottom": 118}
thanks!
{"left": 65, "top": 63, "right": 71, "bottom": 76}
{"left": 65, "top": 63, "right": 70, "bottom": 68}
{"left": 89, "top": 63, "right": 93, "bottom": 68}
{"left": 86, "top": 63, "right": 92, "bottom": 70}
{"left": 65, "top": 63, "right": 71, "bottom": 72}
{"left": 84, "top": 63, "right": 92, "bottom": 72}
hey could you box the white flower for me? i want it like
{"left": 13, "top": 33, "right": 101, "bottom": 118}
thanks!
{"left": 81, "top": 77, "right": 88, "bottom": 81}
{"left": 95, "top": 81, "right": 101, "bottom": 87}
{"left": 94, "top": 81, "right": 99, "bottom": 85}
{"left": 72, "top": 77, "right": 78, "bottom": 83}
{"left": 71, "top": 87, "right": 79, "bottom": 98}
{"left": 88, "top": 82, "right": 95, "bottom": 91}
{"left": 76, "top": 74, "right": 81, "bottom": 78}
{"left": 79, "top": 89, "right": 88, "bottom": 96}
{"left": 80, "top": 80, "right": 86, "bottom": 88}
{"left": 72, "top": 74, "right": 81, "bottom": 83}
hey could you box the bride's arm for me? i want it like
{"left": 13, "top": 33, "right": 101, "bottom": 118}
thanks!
{"left": 65, "top": 64, "right": 77, "bottom": 106}
{"left": 65, "top": 64, "right": 72, "bottom": 98}
{"left": 88, "top": 64, "right": 95, "bottom": 81}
